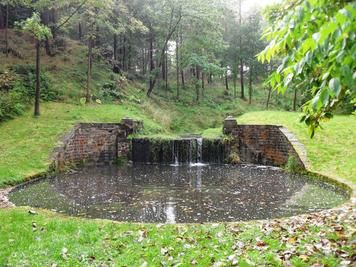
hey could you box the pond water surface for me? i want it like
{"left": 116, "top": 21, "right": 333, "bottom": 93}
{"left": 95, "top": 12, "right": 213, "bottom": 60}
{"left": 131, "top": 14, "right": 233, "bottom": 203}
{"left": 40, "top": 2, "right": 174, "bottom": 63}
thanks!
{"left": 9, "top": 164, "right": 348, "bottom": 223}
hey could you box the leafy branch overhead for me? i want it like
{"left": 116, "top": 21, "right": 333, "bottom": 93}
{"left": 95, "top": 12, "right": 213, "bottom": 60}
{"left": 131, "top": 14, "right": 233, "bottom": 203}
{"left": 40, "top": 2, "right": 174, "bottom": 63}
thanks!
{"left": 16, "top": 12, "right": 52, "bottom": 40}
{"left": 258, "top": 0, "right": 356, "bottom": 137}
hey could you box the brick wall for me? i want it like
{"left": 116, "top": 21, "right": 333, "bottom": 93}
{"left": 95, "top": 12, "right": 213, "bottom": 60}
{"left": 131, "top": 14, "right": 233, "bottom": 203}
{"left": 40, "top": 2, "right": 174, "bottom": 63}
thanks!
{"left": 230, "top": 125, "right": 306, "bottom": 168}
{"left": 52, "top": 120, "right": 142, "bottom": 170}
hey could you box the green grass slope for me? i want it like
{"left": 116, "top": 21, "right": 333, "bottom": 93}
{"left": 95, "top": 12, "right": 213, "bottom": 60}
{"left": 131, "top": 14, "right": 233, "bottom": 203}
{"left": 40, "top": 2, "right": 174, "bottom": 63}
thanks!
{"left": 0, "top": 102, "right": 164, "bottom": 186}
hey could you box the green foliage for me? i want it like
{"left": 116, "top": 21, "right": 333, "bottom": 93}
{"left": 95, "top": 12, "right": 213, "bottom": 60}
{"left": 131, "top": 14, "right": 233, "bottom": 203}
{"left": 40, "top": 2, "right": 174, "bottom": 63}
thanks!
{"left": 15, "top": 12, "right": 52, "bottom": 41}
{"left": 0, "top": 91, "right": 27, "bottom": 121}
{"left": 11, "top": 64, "right": 59, "bottom": 101}
{"left": 258, "top": 0, "right": 356, "bottom": 137}
{"left": 0, "top": 70, "right": 16, "bottom": 92}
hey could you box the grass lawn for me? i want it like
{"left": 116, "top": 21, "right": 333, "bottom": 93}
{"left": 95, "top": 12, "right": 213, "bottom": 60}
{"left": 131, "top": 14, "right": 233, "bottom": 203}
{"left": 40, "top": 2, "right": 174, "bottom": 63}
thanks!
{"left": 0, "top": 105, "right": 355, "bottom": 266}
{"left": 0, "top": 102, "right": 164, "bottom": 186}
{"left": 0, "top": 207, "right": 354, "bottom": 266}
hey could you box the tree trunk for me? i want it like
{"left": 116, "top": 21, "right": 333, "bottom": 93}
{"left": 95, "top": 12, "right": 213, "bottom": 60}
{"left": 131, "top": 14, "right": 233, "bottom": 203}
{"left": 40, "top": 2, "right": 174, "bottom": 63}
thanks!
{"left": 238, "top": 0, "right": 245, "bottom": 100}
{"left": 161, "top": 48, "right": 166, "bottom": 82}
{"left": 86, "top": 37, "right": 93, "bottom": 103}
{"left": 181, "top": 70, "right": 185, "bottom": 89}
{"left": 249, "top": 65, "right": 252, "bottom": 104}
{"left": 233, "top": 64, "right": 237, "bottom": 98}
{"left": 266, "top": 87, "right": 272, "bottom": 109}
{"left": 202, "top": 72, "right": 205, "bottom": 97}
{"left": 142, "top": 48, "right": 146, "bottom": 76}
{"left": 195, "top": 65, "right": 200, "bottom": 102}
{"left": 0, "top": 6, "right": 4, "bottom": 29}
{"left": 149, "top": 32, "right": 155, "bottom": 93}
{"left": 293, "top": 88, "right": 298, "bottom": 111}
{"left": 34, "top": 40, "right": 41, "bottom": 116}
{"left": 78, "top": 22, "right": 82, "bottom": 40}
{"left": 147, "top": 10, "right": 182, "bottom": 97}
{"left": 225, "top": 69, "right": 229, "bottom": 96}
{"left": 5, "top": 3, "right": 8, "bottom": 58}
{"left": 128, "top": 40, "right": 132, "bottom": 72}
{"left": 113, "top": 34, "right": 117, "bottom": 60}
{"left": 176, "top": 32, "right": 180, "bottom": 100}
{"left": 123, "top": 36, "right": 126, "bottom": 72}
{"left": 165, "top": 49, "right": 168, "bottom": 92}
{"left": 240, "top": 59, "right": 245, "bottom": 99}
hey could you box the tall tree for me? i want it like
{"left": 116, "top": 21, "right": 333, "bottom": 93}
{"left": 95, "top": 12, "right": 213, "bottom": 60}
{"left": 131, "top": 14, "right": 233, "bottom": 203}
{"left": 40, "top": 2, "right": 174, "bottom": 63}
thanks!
{"left": 17, "top": 12, "right": 52, "bottom": 116}
{"left": 0, "top": 0, "right": 30, "bottom": 58}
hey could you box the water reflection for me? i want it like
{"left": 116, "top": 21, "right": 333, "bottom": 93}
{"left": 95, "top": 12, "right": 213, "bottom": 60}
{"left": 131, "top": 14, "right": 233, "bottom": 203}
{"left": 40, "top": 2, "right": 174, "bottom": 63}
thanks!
{"left": 9, "top": 164, "right": 348, "bottom": 223}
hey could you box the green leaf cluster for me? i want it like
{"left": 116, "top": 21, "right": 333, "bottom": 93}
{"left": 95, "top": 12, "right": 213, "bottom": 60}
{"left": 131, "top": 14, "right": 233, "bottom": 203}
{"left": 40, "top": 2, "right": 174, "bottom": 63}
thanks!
{"left": 16, "top": 12, "right": 52, "bottom": 41}
{"left": 258, "top": 0, "right": 356, "bottom": 137}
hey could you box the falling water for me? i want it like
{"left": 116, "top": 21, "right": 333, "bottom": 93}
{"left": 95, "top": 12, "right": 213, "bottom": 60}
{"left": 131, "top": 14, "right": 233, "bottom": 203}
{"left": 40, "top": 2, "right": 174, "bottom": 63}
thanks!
{"left": 171, "top": 141, "right": 179, "bottom": 166}
{"left": 197, "top": 138, "right": 203, "bottom": 163}
{"left": 190, "top": 137, "right": 207, "bottom": 167}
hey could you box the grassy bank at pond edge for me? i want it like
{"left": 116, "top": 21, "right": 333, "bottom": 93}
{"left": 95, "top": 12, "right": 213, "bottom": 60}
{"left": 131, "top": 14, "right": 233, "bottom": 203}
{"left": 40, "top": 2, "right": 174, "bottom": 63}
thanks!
{"left": 0, "top": 204, "right": 354, "bottom": 266}
{"left": 0, "top": 104, "right": 355, "bottom": 266}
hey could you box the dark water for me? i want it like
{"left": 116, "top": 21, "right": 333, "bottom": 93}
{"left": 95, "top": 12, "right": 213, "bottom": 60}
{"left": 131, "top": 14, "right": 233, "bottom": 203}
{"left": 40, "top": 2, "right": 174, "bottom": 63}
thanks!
{"left": 9, "top": 164, "right": 348, "bottom": 223}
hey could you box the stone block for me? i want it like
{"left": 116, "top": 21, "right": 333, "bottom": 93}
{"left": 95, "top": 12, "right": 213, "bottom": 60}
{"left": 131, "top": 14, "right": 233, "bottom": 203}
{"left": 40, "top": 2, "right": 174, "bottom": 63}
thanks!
{"left": 223, "top": 116, "right": 238, "bottom": 135}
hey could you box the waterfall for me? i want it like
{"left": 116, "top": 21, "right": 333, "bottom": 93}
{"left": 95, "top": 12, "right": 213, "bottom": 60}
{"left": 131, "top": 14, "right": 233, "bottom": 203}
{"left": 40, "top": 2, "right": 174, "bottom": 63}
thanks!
{"left": 197, "top": 138, "right": 203, "bottom": 163}
{"left": 171, "top": 141, "right": 179, "bottom": 166}
{"left": 190, "top": 137, "right": 207, "bottom": 167}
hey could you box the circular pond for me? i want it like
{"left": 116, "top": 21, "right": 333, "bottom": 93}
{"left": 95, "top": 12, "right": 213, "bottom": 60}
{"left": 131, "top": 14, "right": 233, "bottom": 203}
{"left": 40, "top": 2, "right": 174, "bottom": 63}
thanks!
{"left": 9, "top": 164, "right": 348, "bottom": 223}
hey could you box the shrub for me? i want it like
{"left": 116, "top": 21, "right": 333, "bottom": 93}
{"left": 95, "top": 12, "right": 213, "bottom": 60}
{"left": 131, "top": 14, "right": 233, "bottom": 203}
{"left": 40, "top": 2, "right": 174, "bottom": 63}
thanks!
{"left": 10, "top": 64, "right": 60, "bottom": 101}
{"left": 0, "top": 91, "right": 27, "bottom": 122}
{"left": 0, "top": 71, "right": 16, "bottom": 92}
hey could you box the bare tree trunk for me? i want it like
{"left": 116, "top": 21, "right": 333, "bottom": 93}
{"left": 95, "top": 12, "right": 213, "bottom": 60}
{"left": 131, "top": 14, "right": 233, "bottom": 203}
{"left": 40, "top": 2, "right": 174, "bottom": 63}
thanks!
{"left": 165, "top": 49, "right": 168, "bottom": 92}
{"left": 249, "top": 65, "right": 252, "bottom": 104}
{"left": 293, "top": 88, "right": 298, "bottom": 111}
{"left": 225, "top": 68, "right": 229, "bottom": 96}
{"left": 202, "top": 72, "right": 205, "bottom": 97}
{"left": 78, "top": 22, "right": 82, "bottom": 40}
{"left": 86, "top": 37, "right": 93, "bottom": 103}
{"left": 233, "top": 65, "right": 237, "bottom": 98}
{"left": 34, "top": 40, "right": 41, "bottom": 116}
{"left": 195, "top": 65, "right": 200, "bottom": 102}
{"left": 238, "top": 0, "right": 245, "bottom": 100}
{"left": 113, "top": 34, "right": 117, "bottom": 60}
{"left": 142, "top": 48, "right": 146, "bottom": 76}
{"left": 176, "top": 32, "right": 180, "bottom": 100}
{"left": 5, "top": 3, "right": 8, "bottom": 58}
{"left": 149, "top": 31, "right": 155, "bottom": 92}
{"left": 162, "top": 48, "right": 166, "bottom": 83}
{"left": 123, "top": 36, "right": 126, "bottom": 72}
{"left": 208, "top": 72, "right": 213, "bottom": 84}
{"left": 240, "top": 59, "right": 245, "bottom": 99}
{"left": 128, "top": 40, "right": 132, "bottom": 72}
{"left": 0, "top": 6, "right": 4, "bottom": 29}
{"left": 266, "top": 87, "right": 272, "bottom": 110}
